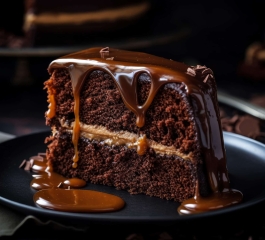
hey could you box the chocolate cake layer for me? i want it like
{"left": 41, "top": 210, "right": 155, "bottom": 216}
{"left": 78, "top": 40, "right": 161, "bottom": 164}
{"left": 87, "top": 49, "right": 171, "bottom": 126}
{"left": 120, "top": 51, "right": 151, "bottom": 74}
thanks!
{"left": 46, "top": 69, "right": 201, "bottom": 159}
{"left": 45, "top": 131, "right": 210, "bottom": 202}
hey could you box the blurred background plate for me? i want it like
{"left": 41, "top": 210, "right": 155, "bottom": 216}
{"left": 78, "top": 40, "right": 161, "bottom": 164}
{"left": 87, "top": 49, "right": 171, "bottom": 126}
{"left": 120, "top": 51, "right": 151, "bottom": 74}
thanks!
{"left": 0, "top": 28, "right": 190, "bottom": 57}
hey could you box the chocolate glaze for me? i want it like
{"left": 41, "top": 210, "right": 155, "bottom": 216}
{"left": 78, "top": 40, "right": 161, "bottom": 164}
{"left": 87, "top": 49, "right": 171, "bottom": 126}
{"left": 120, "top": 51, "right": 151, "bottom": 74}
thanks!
{"left": 47, "top": 47, "right": 243, "bottom": 214}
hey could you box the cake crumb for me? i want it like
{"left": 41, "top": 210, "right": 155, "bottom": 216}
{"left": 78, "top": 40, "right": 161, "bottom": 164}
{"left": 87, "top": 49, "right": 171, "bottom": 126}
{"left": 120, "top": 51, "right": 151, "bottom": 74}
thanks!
{"left": 24, "top": 161, "right": 32, "bottom": 171}
{"left": 19, "top": 159, "right": 27, "bottom": 169}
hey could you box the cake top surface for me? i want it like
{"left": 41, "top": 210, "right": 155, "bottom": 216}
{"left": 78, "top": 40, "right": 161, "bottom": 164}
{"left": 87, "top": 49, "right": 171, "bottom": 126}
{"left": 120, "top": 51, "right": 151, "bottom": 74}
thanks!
{"left": 48, "top": 47, "right": 214, "bottom": 95}
{"left": 48, "top": 47, "right": 192, "bottom": 82}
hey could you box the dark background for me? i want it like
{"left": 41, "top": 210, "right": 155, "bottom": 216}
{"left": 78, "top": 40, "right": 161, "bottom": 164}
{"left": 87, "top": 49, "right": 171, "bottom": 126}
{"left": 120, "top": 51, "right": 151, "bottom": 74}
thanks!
{"left": 0, "top": 1, "right": 265, "bottom": 239}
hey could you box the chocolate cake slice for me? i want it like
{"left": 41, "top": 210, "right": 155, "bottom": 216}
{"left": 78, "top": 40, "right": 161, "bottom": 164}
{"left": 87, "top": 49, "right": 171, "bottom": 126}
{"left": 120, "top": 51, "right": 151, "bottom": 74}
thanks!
{"left": 44, "top": 47, "right": 241, "bottom": 205}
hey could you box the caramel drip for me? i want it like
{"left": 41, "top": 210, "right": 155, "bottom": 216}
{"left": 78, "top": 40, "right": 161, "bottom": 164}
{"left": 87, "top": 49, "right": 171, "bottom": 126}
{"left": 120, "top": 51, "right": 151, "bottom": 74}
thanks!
{"left": 31, "top": 171, "right": 67, "bottom": 190}
{"left": 31, "top": 160, "right": 48, "bottom": 173}
{"left": 46, "top": 94, "right": 56, "bottom": 118}
{"left": 68, "top": 64, "right": 87, "bottom": 168}
{"left": 137, "top": 135, "right": 148, "bottom": 155}
{"left": 178, "top": 190, "right": 243, "bottom": 215}
{"left": 30, "top": 154, "right": 125, "bottom": 212}
{"left": 48, "top": 47, "right": 243, "bottom": 214}
{"left": 178, "top": 179, "right": 242, "bottom": 214}
{"left": 63, "top": 178, "right": 86, "bottom": 188}
{"left": 72, "top": 95, "right": 80, "bottom": 169}
{"left": 44, "top": 79, "right": 56, "bottom": 118}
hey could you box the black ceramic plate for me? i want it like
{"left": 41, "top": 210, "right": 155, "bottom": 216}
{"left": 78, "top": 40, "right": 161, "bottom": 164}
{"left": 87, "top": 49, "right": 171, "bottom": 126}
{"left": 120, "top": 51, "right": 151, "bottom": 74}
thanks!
{"left": 0, "top": 131, "right": 265, "bottom": 225}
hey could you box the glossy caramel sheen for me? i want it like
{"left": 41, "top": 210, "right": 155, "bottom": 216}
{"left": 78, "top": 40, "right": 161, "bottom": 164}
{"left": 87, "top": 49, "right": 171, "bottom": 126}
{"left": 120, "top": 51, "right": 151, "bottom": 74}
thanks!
{"left": 30, "top": 156, "right": 125, "bottom": 212}
{"left": 136, "top": 134, "right": 148, "bottom": 155}
{"left": 34, "top": 189, "right": 125, "bottom": 213}
{"left": 178, "top": 190, "right": 243, "bottom": 214}
{"left": 47, "top": 47, "right": 243, "bottom": 214}
{"left": 63, "top": 178, "right": 87, "bottom": 188}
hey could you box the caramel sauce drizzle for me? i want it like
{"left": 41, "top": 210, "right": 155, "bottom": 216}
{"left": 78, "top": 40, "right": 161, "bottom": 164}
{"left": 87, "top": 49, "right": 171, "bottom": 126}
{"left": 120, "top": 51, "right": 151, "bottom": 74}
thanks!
{"left": 44, "top": 79, "right": 56, "bottom": 118}
{"left": 68, "top": 64, "right": 87, "bottom": 167}
{"left": 178, "top": 189, "right": 243, "bottom": 214}
{"left": 34, "top": 189, "right": 125, "bottom": 213}
{"left": 47, "top": 47, "right": 243, "bottom": 214}
{"left": 137, "top": 135, "right": 148, "bottom": 155}
{"left": 30, "top": 154, "right": 125, "bottom": 212}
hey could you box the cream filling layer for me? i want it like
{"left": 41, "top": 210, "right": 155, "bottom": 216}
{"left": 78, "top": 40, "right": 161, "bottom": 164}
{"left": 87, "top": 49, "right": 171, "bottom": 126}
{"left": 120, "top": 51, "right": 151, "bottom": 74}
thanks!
{"left": 24, "top": 2, "right": 150, "bottom": 30}
{"left": 57, "top": 120, "right": 194, "bottom": 161}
